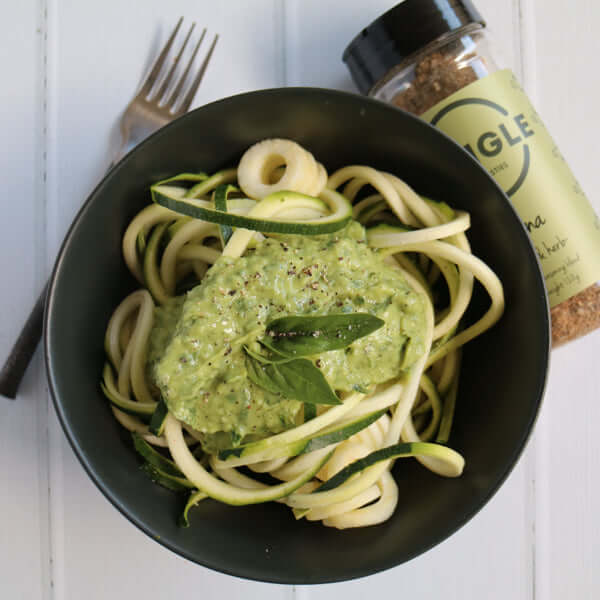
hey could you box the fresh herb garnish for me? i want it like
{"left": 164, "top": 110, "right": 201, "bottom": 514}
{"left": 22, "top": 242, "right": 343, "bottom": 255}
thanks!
{"left": 243, "top": 313, "right": 385, "bottom": 405}
{"left": 243, "top": 344, "right": 293, "bottom": 365}
{"left": 246, "top": 355, "right": 341, "bottom": 405}
{"left": 262, "top": 313, "right": 384, "bottom": 357}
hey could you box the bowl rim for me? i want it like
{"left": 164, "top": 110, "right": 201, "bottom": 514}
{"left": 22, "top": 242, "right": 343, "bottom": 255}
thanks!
{"left": 44, "top": 86, "right": 551, "bottom": 584}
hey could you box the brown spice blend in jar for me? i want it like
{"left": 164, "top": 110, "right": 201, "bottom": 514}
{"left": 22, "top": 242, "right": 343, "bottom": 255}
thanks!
{"left": 392, "top": 51, "right": 478, "bottom": 115}
{"left": 551, "top": 284, "right": 600, "bottom": 346}
{"left": 343, "top": 0, "right": 600, "bottom": 347}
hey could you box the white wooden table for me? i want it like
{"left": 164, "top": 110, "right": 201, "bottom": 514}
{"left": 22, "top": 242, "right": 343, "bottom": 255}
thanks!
{"left": 2, "top": 1, "right": 599, "bottom": 598}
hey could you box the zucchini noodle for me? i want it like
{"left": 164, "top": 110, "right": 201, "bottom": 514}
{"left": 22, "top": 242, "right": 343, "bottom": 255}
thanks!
{"left": 101, "top": 138, "right": 504, "bottom": 529}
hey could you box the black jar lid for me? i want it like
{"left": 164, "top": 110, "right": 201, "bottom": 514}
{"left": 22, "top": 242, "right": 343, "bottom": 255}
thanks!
{"left": 343, "top": 0, "right": 485, "bottom": 94}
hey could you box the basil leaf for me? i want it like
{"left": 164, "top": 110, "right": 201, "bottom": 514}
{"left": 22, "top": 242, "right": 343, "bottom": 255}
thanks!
{"left": 245, "top": 356, "right": 283, "bottom": 395}
{"left": 243, "top": 344, "right": 293, "bottom": 365}
{"left": 245, "top": 356, "right": 341, "bottom": 405}
{"left": 263, "top": 313, "right": 385, "bottom": 357}
{"left": 243, "top": 345, "right": 272, "bottom": 364}
{"left": 273, "top": 359, "right": 342, "bottom": 405}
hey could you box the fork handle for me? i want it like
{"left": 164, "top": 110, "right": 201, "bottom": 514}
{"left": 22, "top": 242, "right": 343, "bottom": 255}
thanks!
{"left": 0, "top": 281, "right": 48, "bottom": 399}
{"left": 0, "top": 156, "right": 119, "bottom": 400}
{"left": 1, "top": 139, "right": 141, "bottom": 400}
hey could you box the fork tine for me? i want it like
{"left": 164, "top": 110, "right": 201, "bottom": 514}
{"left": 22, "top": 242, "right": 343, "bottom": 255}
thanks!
{"left": 138, "top": 17, "right": 183, "bottom": 99}
{"left": 152, "top": 21, "right": 196, "bottom": 103}
{"left": 174, "top": 33, "right": 219, "bottom": 114}
{"left": 165, "top": 28, "right": 206, "bottom": 110}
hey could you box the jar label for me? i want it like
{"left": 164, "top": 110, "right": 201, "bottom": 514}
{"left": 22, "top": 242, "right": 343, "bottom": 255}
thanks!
{"left": 421, "top": 68, "right": 600, "bottom": 308}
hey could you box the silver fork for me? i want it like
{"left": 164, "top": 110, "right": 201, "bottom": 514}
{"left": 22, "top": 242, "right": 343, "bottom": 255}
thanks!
{"left": 115, "top": 18, "right": 219, "bottom": 161}
{"left": 0, "top": 19, "right": 218, "bottom": 399}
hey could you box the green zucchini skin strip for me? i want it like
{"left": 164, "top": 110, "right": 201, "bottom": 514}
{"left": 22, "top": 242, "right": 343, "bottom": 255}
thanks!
{"left": 133, "top": 435, "right": 195, "bottom": 491}
{"left": 212, "top": 393, "right": 361, "bottom": 465}
{"left": 148, "top": 398, "right": 169, "bottom": 436}
{"left": 100, "top": 381, "right": 154, "bottom": 421}
{"left": 155, "top": 172, "right": 209, "bottom": 186}
{"left": 304, "top": 403, "right": 317, "bottom": 422}
{"left": 300, "top": 409, "right": 387, "bottom": 455}
{"left": 165, "top": 414, "right": 334, "bottom": 506}
{"left": 136, "top": 230, "right": 147, "bottom": 261}
{"left": 436, "top": 369, "right": 460, "bottom": 445}
{"left": 424, "top": 197, "right": 455, "bottom": 220}
{"left": 217, "top": 409, "right": 386, "bottom": 462}
{"left": 166, "top": 217, "right": 193, "bottom": 240}
{"left": 143, "top": 222, "right": 171, "bottom": 305}
{"left": 179, "top": 490, "right": 209, "bottom": 527}
{"left": 315, "top": 442, "right": 464, "bottom": 493}
{"left": 141, "top": 463, "right": 195, "bottom": 492}
{"left": 151, "top": 186, "right": 352, "bottom": 234}
{"left": 101, "top": 364, "right": 156, "bottom": 418}
{"left": 132, "top": 433, "right": 182, "bottom": 477}
{"left": 213, "top": 184, "right": 237, "bottom": 244}
{"left": 185, "top": 169, "right": 238, "bottom": 198}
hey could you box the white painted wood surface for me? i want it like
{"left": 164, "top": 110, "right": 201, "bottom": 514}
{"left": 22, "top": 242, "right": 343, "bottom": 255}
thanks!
{"left": 1, "top": 0, "right": 598, "bottom": 598}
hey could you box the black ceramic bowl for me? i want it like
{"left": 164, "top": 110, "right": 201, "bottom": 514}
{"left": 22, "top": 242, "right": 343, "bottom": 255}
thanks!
{"left": 45, "top": 88, "right": 549, "bottom": 584}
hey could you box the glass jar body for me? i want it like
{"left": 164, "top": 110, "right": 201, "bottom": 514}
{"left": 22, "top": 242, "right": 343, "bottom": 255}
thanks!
{"left": 370, "top": 24, "right": 600, "bottom": 347}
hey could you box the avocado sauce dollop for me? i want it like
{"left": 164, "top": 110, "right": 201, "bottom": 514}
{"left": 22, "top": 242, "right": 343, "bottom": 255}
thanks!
{"left": 147, "top": 223, "right": 426, "bottom": 452}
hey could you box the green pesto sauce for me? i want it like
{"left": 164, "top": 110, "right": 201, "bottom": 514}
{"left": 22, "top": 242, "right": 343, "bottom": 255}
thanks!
{"left": 148, "top": 222, "right": 426, "bottom": 452}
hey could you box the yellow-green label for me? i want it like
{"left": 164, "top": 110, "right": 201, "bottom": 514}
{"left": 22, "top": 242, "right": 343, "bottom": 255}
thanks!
{"left": 421, "top": 68, "right": 600, "bottom": 307}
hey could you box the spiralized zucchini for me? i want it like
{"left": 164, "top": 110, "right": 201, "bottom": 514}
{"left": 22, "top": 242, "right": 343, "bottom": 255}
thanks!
{"left": 101, "top": 138, "right": 505, "bottom": 529}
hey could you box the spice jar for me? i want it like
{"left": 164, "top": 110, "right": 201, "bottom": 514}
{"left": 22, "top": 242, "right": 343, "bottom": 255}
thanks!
{"left": 343, "top": 0, "right": 600, "bottom": 346}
